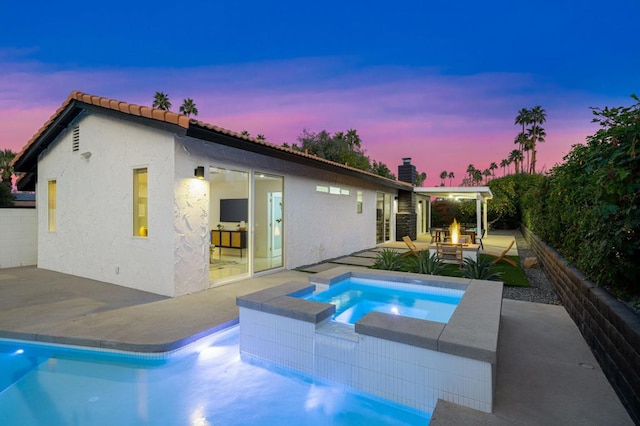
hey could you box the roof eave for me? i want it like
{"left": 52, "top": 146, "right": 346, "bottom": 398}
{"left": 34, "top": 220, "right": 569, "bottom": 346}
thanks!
{"left": 187, "top": 124, "right": 412, "bottom": 191}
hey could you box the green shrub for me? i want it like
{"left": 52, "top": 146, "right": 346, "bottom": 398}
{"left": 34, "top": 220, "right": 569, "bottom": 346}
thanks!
{"left": 407, "top": 250, "right": 446, "bottom": 275}
{"left": 372, "top": 249, "right": 404, "bottom": 271}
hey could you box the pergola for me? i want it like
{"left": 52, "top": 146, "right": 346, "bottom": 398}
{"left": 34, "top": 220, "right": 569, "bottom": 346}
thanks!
{"left": 414, "top": 186, "right": 493, "bottom": 236}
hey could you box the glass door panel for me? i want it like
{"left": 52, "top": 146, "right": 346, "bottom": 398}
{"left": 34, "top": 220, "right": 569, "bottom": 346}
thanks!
{"left": 254, "top": 173, "right": 284, "bottom": 272}
{"left": 209, "top": 167, "right": 249, "bottom": 283}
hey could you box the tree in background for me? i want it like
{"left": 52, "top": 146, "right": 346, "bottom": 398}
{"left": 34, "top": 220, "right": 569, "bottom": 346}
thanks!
{"left": 286, "top": 128, "right": 414, "bottom": 181}
{"left": 0, "top": 149, "right": 16, "bottom": 190}
{"left": 152, "top": 92, "right": 171, "bottom": 110}
{"left": 448, "top": 171, "right": 455, "bottom": 186}
{"left": 439, "top": 171, "right": 447, "bottom": 186}
{"left": 508, "top": 149, "right": 523, "bottom": 174}
{"left": 415, "top": 171, "right": 427, "bottom": 187}
{"left": 489, "top": 162, "right": 498, "bottom": 178}
{"left": 500, "top": 159, "right": 509, "bottom": 176}
{"left": 179, "top": 98, "right": 198, "bottom": 117}
{"left": 528, "top": 105, "right": 547, "bottom": 173}
{"left": 0, "top": 149, "right": 16, "bottom": 206}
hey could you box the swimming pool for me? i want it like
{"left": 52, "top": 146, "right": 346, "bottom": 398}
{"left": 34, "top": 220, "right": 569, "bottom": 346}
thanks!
{"left": 304, "top": 276, "right": 463, "bottom": 325}
{"left": 0, "top": 327, "right": 429, "bottom": 425}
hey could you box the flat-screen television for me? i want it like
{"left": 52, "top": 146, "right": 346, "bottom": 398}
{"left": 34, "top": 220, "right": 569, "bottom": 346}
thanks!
{"left": 220, "top": 198, "right": 248, "bottom": 222}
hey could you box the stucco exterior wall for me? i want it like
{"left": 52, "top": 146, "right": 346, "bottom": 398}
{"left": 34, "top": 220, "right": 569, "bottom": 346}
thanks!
{"left": 37, "top": 113, "right": 177, "bottom": 296}
{"left": 179, "top": 137, "right": 393, "bottom": 270}
{"left": 0, "top": 208, "right": 37, "bottom": 268}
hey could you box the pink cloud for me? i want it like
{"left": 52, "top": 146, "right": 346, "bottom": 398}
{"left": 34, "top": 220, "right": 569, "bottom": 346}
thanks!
{"left": 0, "top": 56, "right": 608, "bottom": 186}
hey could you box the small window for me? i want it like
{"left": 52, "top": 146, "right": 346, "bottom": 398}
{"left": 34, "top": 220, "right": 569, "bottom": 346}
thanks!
{"left": 316, "top": 185, "right": 329, "bottom": 193}
{"left": 133, "top": 168, "right": 148, "bottom": 237}
{"left": 329, "top": 186, "right": 340, "bottom": 195}
{"left": 48, "top": 180, "right": 57, "bottom": 232}
{"left": 340, "top": 189, "right": 350, "bottom": 195}
{"left": 357, "top": 191, "right": 363, "bottom": 214}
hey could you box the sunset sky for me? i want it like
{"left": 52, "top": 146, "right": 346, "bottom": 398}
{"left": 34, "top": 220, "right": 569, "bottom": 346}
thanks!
{"left": 1, "top": 0, "right": 638, "bottom": 186}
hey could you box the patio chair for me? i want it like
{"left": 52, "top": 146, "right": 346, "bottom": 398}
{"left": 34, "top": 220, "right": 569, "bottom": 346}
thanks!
{"left": 402, "top": 236, "right": 421, "bottom": 257}
{"left": 487, "top": 240, "right": 518, "bottom": 267}
{"left": 435, "top": 242, "right": 464, "bottom": 267}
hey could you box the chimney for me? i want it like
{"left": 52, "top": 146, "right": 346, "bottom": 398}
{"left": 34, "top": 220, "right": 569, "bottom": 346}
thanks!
{"left": 398, "top": 157, "right": 416, "bottom": 185}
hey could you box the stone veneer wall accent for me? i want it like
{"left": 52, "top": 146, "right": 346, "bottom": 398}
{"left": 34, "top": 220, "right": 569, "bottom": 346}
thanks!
{"left": 521, "top": 226, "right": 640, "bottom": 424}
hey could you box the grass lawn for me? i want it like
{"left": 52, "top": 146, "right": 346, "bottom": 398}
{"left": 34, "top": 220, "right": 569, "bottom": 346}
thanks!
{"left": 439, "top": 254, "right": 530, "bottom": 287}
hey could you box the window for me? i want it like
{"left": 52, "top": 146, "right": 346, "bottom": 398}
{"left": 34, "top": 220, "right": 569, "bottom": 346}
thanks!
{"left": 48, "top": 180, "right": 57, "bottom": 232}
{"left": 357, "top": 191, "right": 363, "bottom": 214}
{"left": 133, "top": 168, "right": 148, "bottom": 237}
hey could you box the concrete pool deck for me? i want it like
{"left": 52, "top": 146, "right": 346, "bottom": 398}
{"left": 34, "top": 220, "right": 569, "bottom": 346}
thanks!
{"left": 0, "top": 265, "right": 632, "bottom": 424}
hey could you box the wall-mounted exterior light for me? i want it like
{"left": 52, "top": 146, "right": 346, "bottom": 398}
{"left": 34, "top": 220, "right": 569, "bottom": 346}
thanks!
{"left": 194, "top": 166, "right": 205, "bottom": 179}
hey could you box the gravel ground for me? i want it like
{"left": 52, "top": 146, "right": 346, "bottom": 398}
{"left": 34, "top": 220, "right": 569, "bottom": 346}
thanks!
{"left": 503, "top": 230, "right": 562, "bottom": 305}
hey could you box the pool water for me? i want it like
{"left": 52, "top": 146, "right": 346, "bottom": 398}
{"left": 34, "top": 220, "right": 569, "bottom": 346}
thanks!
{"left": 305, "top": 277, "right": 464, "bottom": 325}
{"left": 0, "top": 327, "right": 430, "bottom": 425}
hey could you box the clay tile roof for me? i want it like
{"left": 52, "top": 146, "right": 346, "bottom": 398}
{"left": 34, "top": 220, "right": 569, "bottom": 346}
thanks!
{"left": 12, "top": 91, "right": 410, "bottom": 190}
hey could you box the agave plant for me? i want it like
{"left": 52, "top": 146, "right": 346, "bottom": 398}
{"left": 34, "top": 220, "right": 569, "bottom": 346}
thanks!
{"left": 372, "top": 248, "right": 404, "bottom": 271}
{"left": 463, "top": 257, "right": 503, "bottom": 281}
{"left": 408, "top": 250, "right": 446, "bottom": 275}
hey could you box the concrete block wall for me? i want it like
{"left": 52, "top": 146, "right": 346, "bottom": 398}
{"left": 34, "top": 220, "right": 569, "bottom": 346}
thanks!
{"left": 522, "top": 226, "right": 640, "bottom": 424}
{"left": 0, "top": 208, "right": 37, "bottom": 268}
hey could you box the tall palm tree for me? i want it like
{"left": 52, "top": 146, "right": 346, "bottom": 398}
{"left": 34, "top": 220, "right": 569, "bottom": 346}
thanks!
{"left": 0, "top": 149, "right": 16, "bottom": 189}
{"left": 482, "top": 169, "right": 491, "bottom": 184}
{"left": 179, "top": 98, "right": 198, "bottom": 117}
{"left": 447, "top": 171, "right": 455, "bottom": 186}
{"left": 466, "top": 164, "right": 476, "bottom": 183}
{"left": 500, "top": 159, "right": 508, "bottom": 176}
{"left": 439, "top": 171, "right": 447, "bottom": 186}
{"left": 152, "top": 92, "right": 171, "bottom": 111}
{"left": 508, "top": 149, "right": 522, "bottom": 174}
{"left": 528, "top": 106, "right": 547, "bottom": 173}
{"left": 515, "top": 108, "right": 531, "bottom": 158}
{"left": 489, "top": 162, "right": 498, "bottom": 178}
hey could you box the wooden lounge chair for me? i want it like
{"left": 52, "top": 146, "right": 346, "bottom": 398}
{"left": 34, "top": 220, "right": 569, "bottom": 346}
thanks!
{"left": 402, "top": 236, "right": 421, "bottom": 257}
{"left": 488, "top": 240, "right": 518, "bottom": 267}
{"left": 436, "top": 242, "right": 464, "bottom": 267}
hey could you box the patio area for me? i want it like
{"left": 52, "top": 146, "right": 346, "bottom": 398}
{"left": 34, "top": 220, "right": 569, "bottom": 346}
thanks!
{"left": 0, "top": 230, "right": 633, "bottom": 424}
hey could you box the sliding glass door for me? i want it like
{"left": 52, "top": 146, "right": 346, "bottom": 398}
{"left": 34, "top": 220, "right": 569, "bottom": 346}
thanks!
{"left": 209, "top": 167, "right": 249, "bottom": 282}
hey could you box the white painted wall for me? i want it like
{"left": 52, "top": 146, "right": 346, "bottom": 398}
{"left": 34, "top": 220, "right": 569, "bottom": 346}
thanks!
{"left": 0, "top": 208, "right": 37, "bottom": 268}
{"left": 284, "top": 176, "right": 379, "bottom": 267}
{"left": 33, "top": 115, "right": 401, "bottom": 296}
{"left": 37, "top": 113, "right": 177, "bottom": 296}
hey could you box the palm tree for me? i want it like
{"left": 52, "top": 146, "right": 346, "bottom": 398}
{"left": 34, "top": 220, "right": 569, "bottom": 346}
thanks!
{"left": 515, "top": 108, "right": 531, "bottom": 158}
{"left": 439, "top": 171, "right": 447, "bottom": 186}
{"left": 179, "top": 98, "right": 198, "bottom": 117}
{"left": 482, "top": 169, "right": 491, "bottom": 184}
{"left": 508, "top": 149, "right": 523, "bottom": 174}
{"left": 0, "top": 149, "right": 16, "bottom": 189}
{"left": 466, "top": 164, "right": 476, "bottom": 183}
{"left": 489, "top": 162, "right": 498, "bottom": 178}
{"left": 345, "top": 129, "right": 361, "bottom": 151}
{"left": 447, "top": 171, "right": 455, "bottom": 186}
{"left": 152, "top": 92, "right": 171, "bottom": 111}
{"left": 500, "top": 159, "right": 508, "bottom": 176}
{"left": 528, "top": 106, "right": 547, "bottom": 173}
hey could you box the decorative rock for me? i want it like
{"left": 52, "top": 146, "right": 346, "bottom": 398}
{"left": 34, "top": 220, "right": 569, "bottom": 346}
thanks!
{"left": 524, "top": 257, "right": 540, "bottom": 269}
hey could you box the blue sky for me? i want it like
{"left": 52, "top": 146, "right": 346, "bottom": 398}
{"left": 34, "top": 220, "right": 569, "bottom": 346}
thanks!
{"left": 1, "top": 0, "right": 638, "bottom": 185}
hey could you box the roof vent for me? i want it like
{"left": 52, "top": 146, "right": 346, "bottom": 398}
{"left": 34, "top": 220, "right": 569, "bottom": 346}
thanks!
{"left": 72, "top": 126, "right": 80, "bottom": 152}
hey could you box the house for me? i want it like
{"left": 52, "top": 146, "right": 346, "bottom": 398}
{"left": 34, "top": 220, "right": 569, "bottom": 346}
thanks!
{"left": 12, "top": 91, "right": 417, "bottom": 297}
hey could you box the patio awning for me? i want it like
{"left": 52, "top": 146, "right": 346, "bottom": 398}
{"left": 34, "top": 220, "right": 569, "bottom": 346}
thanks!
{"left": 413, "top": 186, "right": 493, "bottom": 236}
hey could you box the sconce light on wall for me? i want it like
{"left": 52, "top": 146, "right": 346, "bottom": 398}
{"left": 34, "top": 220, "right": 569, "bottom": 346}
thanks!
{"left": 194, "top": 166, "right": 205, "bottom": 179}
